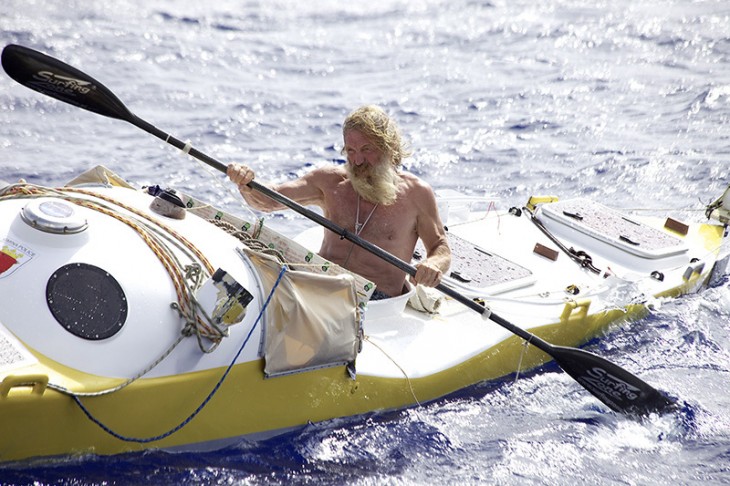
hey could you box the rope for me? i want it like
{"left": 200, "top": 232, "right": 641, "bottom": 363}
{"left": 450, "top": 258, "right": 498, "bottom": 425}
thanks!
{"left": 0, "top": 182, "right": 296, "bottom": 441}
{"left": 525, "top": 206, "right": 603, "bottom": 275}
{"left": 364, "top": 336, "right": 421, "bottom": 406}
{"left": 48, "top": 334, "right": 186, "bottom": 397}
{"left": 514, "top": 334, "right": 534, "bottom": 383}
{"left": 71, "top": 265, "right": 288, "bottom": 443}
{"left": 209, "top": 219, "right": 287, "bottom": 263}
{"left": 64, "top": 186, "right": 214, "bottom": 274}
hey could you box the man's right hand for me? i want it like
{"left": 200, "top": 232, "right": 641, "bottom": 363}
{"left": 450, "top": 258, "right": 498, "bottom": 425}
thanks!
{"left": 227, "top": 163, "right": 255, "bottom": 194}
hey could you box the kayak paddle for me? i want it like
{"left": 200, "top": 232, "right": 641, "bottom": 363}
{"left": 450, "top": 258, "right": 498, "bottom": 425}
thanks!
{"left": 1, "top": 43, "right": 676, "bottom": 416}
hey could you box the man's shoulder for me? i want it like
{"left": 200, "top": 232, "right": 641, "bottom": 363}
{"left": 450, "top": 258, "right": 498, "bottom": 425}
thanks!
{"left": 308, "top": 164, "right": 347, "bottom": 179}
{"left": 302, "top": 164, "right": 347, "bottom": 190}
{"left": 399, "top": 171, "right": 435, "bottom": 193}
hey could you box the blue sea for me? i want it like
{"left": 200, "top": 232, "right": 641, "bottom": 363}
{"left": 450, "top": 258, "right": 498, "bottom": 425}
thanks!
{"left": 2, "top": 0, "right": 730, "bottom": 484}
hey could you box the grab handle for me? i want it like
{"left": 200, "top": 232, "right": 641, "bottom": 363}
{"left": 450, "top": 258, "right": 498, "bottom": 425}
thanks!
{"left": 0, "top": 374, "right": 49, "bottom": 397}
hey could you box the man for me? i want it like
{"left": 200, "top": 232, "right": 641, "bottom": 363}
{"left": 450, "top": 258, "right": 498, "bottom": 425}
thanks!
{"left": 227, "top": 105, "right": 451, "bottom": 299}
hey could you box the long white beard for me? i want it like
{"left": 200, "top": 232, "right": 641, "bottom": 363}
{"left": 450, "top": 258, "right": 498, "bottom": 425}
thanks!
{"left": 346, "top": 161, "right": 400, "bottom": 205}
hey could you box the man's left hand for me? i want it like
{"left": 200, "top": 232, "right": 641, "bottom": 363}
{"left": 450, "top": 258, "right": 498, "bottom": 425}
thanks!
{"left": 412, "top": 262, "right": 443, "bottom": 288}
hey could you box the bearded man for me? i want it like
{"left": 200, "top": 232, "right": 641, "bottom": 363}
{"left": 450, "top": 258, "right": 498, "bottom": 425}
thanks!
{"left": 227, "top": 105, "right": 451, "bottom": 299}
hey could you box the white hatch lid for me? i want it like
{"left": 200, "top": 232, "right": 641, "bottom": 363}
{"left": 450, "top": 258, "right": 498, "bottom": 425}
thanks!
{"left": 20, "top": 198, "right": 88, "bottom": 234}
{"left": 539, "top": 198, "right": 687, "bottom": 260}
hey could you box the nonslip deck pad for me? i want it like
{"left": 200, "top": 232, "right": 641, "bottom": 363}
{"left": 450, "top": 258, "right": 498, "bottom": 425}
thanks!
{"left": 414, "top": 233, "right": 532, "bottom": 289}
{"left": 0, "top": 327, "right": 35, "bottom": 372}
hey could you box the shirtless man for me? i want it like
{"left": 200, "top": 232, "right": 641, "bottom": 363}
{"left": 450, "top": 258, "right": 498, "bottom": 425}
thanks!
{"left": 227, "top": 105, "right": 451, "bottom": 299}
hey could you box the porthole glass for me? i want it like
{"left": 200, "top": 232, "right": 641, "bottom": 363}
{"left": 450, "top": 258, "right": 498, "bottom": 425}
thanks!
{"left": 46, "top": 263, "right": 128, "bottom": 340}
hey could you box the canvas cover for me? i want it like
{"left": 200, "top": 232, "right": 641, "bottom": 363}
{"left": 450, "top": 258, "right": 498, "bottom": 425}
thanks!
{"left": 242, "top": 248, "right": 360, "bottom": 377}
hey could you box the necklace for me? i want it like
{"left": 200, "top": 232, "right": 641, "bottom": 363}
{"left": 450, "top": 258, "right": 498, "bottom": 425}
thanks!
{"left": 344, "top": 195, "right": 377, "bottom": 267}
{"left": 355, "top": 196, "right": 378, "bottom": 235}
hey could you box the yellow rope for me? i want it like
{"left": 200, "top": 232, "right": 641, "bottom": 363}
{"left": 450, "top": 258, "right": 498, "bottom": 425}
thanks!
{"left": 63, "top": 186, "right": 215, "bottom": 274}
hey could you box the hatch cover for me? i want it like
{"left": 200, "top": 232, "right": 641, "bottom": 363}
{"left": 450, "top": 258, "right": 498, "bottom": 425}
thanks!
{"left": 539, "top": 198, "right": 687, "bottom": 259}
{"left": 46, "top": 263, "right": 128, "bottom": 340}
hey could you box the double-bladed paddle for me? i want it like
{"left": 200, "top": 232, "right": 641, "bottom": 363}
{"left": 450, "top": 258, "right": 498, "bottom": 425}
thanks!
{"left": 1, "top": 43, "right": 676, "bottom": 416}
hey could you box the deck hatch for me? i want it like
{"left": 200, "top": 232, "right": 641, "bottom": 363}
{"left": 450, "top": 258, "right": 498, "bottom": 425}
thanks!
{"left": 539, "top": 198, "right": 687, "bottom": 259}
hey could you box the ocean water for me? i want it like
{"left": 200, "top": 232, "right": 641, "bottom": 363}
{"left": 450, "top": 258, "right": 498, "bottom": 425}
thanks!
{"left": 1, "top": 0, "right": 730, "bottom": 484}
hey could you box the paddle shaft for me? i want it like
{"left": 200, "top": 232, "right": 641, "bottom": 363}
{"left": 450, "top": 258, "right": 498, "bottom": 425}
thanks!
{"left": 2, "top": 43, "right": 675, "bottom": 415}
{"left": 114, "top": 124, "right": 677, "bottom": 416}
{"left": 134, "top": 107, "right": 585, "bottom": 375}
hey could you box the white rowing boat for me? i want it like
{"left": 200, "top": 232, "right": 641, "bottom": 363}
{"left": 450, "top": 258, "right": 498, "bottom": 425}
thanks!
{"left": 0, "top": 164, "right": 728, "bottom": 463}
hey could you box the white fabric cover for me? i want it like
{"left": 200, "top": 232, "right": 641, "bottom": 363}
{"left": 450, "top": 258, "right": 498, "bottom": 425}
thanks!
{"left": 243, "top": 249, "right": 361, "bottom": 377}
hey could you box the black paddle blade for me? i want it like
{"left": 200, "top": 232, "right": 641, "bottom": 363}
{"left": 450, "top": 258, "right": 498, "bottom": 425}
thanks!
{"left": 1, "top": 44, "right": 133, "bottom": 122}
{"left": 551, "top": 345, "right": 676, "bottom": 416}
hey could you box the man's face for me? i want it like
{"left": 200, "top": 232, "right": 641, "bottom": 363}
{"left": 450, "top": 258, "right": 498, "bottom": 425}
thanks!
{"left": 344, "top": 129, "right": 399, "bottom": 205}
{"left": 344, "top": 129, "right": 384, "bottom": 171}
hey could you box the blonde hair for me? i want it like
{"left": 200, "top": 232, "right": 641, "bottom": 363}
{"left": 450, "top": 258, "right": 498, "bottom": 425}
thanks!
{"left": 342, "top": 105, "right": 411, "bottom": 166}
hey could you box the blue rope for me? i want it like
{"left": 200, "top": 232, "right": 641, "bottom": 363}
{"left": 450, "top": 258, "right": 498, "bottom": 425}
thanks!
{"left": 72, "top": 265, "right": 288, "bottom": 443}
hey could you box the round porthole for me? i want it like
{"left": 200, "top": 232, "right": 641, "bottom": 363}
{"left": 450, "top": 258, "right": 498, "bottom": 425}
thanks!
{"left": 46, "top": 263, "right": 128, "bottom": 340}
